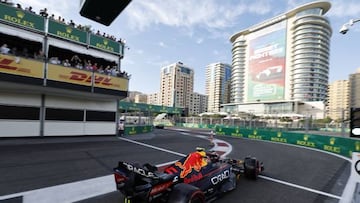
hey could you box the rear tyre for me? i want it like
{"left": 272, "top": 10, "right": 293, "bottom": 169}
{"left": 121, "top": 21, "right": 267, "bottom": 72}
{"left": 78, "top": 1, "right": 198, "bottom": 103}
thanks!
{"left": 168, "top": 183, "right": 205, "bottom": 203}
{"left": 244, "top": 157, "right": 259, "bottom": 180}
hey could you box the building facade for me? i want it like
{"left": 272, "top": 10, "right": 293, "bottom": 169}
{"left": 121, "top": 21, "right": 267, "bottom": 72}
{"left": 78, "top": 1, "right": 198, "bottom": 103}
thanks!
{"left": 134, "top": 93, "right": 148, "bottom": 103}
{"left": 327, "top": 80, "right": 350, "bottom": 120}
{"left": 230, "top": 1, "right": 331, "bottom": 104}
{"left": 147, "top": 93, "right": 159, "bottom": 105}
{"left": 206, "top": 63, "right": 232, "bottom": 113}
{"left": 189, "top": 92, "right": 208, "bottom": 115}
{"left": 350, "top": 68, "right": 360, "bottom": 108}
{"left": 159, "top": 62, "right": 194, "bottom": 109}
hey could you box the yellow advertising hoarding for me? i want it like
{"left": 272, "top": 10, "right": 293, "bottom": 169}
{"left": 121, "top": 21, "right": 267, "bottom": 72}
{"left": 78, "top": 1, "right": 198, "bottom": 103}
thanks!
{"left": 47, "top": 65, "right": 128, "bottom": 91}
{"left": 47, "top": 64, "right": 92, "bottom": 86}
{"left": 93, "top": 73, "right": 128, "bottom": 91}
{"left": 0, "top": 54, "right": 44, "bottom": 78}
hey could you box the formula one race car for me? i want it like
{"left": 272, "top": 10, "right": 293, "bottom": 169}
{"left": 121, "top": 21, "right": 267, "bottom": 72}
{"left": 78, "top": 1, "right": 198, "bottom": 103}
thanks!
{"left": 113, "top": 148, "right": 264, "bottom": 203}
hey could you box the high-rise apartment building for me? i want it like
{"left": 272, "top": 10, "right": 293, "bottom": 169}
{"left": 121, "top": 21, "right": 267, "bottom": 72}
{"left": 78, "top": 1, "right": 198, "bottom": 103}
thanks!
{"left": 189, "top": 92, "right": 208, "bottom": 115}
{"left": 206, "top": 63, "right": 232, "bottom": 112}
{"left": 350, "top": 68, "right": 360, "bottom": 108}
{"left": 159, "top": 62, "right": 194, "bottom": 109}
{"left": 230, "top": 1, "right": 331, "bottom": 104}
{"left": 327, "top": 80, "right": 349, "bottom": 120}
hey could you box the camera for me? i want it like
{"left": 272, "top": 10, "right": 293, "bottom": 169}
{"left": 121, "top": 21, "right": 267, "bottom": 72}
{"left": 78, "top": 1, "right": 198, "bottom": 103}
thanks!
{"left": 339, "top": 24, "right": 349, "bottom": 34}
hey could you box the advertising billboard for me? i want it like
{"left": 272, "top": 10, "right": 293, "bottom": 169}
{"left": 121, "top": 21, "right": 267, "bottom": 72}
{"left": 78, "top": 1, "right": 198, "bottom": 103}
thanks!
{"left": 247, "top": 21, "right": 287, "bottom": 102}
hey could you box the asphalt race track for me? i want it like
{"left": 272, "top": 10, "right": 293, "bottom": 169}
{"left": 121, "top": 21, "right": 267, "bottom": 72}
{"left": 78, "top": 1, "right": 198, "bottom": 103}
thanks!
{"left": 0, "top": 128, "right": 351, "bottom": 203}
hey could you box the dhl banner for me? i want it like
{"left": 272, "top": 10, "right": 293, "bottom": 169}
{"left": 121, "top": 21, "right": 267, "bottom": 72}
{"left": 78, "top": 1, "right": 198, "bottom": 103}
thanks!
{"left": 0, "top": 54, "right": 44, "bottom": 78}
{"left": 47, "top": 65, "right": 129, "bottom": 91}
{"left": 47, "top": 64, "right": 92, "bottom": 86}
{"left": 93, "top": 73, "right": 128, "bottom": 91}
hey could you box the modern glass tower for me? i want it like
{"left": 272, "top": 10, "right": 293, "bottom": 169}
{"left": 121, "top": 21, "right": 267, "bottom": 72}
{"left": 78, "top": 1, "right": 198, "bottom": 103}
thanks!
{"left": 205, "top": 63, "right": 232, "bottom": 112}
{"left": 230, "top": 1, "right": 332, "bottom": 104}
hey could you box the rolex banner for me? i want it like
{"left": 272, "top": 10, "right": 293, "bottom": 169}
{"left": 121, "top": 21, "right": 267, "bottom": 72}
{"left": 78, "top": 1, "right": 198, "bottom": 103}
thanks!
{"left": 89, "top": 34, "right": 122, "bottom": 55}
{"left": 48, "top": 19, "right": 87, "bottom": 44}
{"left": 215, "top": 126, "right": 360, "bottom": 158}
{"left": 0, "top": 3, "right": 45, "bottom": 32}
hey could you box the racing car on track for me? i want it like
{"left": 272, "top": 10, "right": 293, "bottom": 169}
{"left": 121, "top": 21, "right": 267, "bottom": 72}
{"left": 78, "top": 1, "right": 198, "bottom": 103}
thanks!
{"left": 113, "top": 148, "right": 264, "bottom": 203}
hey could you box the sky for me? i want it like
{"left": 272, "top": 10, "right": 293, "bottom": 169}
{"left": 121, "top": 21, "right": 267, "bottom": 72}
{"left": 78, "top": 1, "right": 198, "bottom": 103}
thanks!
{"left": 15, "top": 0, "right": 360, "bottom": 95}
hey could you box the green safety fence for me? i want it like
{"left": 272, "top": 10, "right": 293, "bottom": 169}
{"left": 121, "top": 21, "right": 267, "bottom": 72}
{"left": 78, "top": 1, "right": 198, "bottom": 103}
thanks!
{"left": 124, "top": 125, "right": 153, "bottom": 135}
{"left": 214, "top": 126, "right": 360, "bottom": 158}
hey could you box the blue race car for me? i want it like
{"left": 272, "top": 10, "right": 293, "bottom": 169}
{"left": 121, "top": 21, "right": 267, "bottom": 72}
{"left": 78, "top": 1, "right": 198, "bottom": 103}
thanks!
{"left": 113, "top": 148, "right": 264, "bottom": 203}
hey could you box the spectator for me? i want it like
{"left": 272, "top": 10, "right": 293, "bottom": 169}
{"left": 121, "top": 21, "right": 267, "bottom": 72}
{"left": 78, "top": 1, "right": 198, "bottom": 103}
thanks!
{"left": 49, "top": 14, "right": 55, "bottom": 20}
{"left": 39, "top": 8, "right": 48, "bottom": 17}
{"left": 70, "top": 54, "right": 81, "bottom": 66}
{"left": 1, "top": 0, "right": 12, "bottom": 5}
{"left": 21, "top": 47, "right": 29, "bottom": 58}
{"left": 85, "top": 60, "right": 92, "bottom": 71}
{"left": 76, "top": 24, "right": 83, "bottom": 30}
{"left": 16, "top": 3, "right": 22, "bottom": 9}
{"left": 49, "top": 57, "right": 60, "bottom": 64}
{"left": 57, "top": 16, "right": 62, "bottom": 22}
{"left": 0, "top": 44, "right": 10, "bottom": 54}
{"left": 92, "top": 62, "right": 98, "bottom": 72}
{"left": 118, "top": 119, "right": 125, "bottom": 136}
{"left": 11, "top": 47, "right": 19, "bottom": 56}
{"left": 34, "top": 49, "right": 45, "bottom": 60}
{"left": 63, "top": 59, "right": 71, "bottom": 67}
{"left": 25, "top": 6, "right": 34, "bottom": 13}
{"left": 110, "top": 67, "right": 118, "bottom": 76}
{"left": 75, "top": 62, "right": 83, "bottom": 69}
{"left": 69, "top": 20, "right": 75, "bottom": 27}
{"left": 98, "top": 65, "right": 104, "bottom": 74}
{"left": 104, "top": 65, "right": 111, "bottom": 75}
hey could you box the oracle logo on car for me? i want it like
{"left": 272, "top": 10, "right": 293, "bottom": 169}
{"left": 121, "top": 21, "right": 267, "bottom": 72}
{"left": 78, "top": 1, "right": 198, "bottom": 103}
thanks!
{"left": 122, "top": 162, "right": 156, "bottom": 178}
{"left": 211, "top": 169, "right": 230, "bottom": 185}
{"left": 68, "top": 71, "right": 113, "bottom": 85}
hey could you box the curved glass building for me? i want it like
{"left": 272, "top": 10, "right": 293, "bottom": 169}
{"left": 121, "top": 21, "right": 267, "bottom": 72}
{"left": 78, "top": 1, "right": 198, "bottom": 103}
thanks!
{"left": 229, "top": 1, "right": 332, "bottom": 103}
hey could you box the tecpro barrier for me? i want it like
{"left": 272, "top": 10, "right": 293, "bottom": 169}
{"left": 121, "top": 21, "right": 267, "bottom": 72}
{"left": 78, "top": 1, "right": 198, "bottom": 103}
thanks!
{"left": 213, "top": 126, "right": 360, "bottom": 158}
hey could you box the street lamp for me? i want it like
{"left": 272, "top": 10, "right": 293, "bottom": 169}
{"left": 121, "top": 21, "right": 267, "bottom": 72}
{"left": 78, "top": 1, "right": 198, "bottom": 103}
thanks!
{"left": 340, "top": 18, "right": 360, "bottom": 34}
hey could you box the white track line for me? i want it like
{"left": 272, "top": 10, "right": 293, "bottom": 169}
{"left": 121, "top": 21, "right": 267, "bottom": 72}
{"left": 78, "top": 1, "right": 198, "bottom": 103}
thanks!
{"left": 260, "top": 175, "right": 341, "bottom": 200}
{"left": 0, "top": 134, "right": 342, "bottom": 202}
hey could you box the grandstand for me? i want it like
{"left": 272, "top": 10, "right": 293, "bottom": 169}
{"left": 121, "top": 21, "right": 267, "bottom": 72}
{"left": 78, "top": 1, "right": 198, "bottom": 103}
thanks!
{"left": 0, "top": 2, "right": 129, "bottom": 137}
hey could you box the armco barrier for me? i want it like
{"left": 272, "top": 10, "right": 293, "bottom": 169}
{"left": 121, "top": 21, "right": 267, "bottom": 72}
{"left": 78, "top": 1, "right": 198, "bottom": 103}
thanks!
{"left": 214, "top": 126, "right": 360, "bottom": 158}
{"left": 124, "top": 125, "right": 153, "bottom": 136}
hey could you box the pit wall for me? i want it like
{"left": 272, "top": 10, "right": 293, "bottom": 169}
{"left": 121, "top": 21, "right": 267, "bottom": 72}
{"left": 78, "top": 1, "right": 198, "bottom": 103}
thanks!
{"left": 176, "top": 123, "right": 360, "bottom": 158}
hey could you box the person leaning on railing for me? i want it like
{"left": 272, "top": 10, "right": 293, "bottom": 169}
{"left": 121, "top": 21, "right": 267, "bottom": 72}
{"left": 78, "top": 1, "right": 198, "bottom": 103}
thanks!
{"left": 0, "top": 44, "right": 10, "bottom": 54}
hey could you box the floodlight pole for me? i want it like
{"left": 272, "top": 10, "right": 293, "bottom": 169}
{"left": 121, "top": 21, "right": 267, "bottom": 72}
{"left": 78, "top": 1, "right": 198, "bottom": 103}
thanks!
{"left": 340, "top": 18, "right": 360, "bottom": 34}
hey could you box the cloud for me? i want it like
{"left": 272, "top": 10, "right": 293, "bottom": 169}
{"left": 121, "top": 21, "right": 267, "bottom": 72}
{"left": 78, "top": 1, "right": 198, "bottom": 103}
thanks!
{"left": 196, "top": 38, "right": 204, "bottom": 44}
{"left": 17, "top": 0, "right": 73, "bottom": 18}
{"left": 125, "top": 0, "right": 272, "bottom": 31}
{"left": 159, "top": 42, "right": 167, "bottom": 47}
{"left": 327, "top": 0, "right": 360, "bottom": 18}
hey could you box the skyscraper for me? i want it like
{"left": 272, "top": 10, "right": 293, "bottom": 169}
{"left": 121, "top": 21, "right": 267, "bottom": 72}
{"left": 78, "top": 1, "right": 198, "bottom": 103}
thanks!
{"left": 206, "top": 63, "right": 232, "bottom": 112}
{"left": 159, "top": 62, "right": 194, "bottom": 110}
{"left": 230, "top": 1, "right": 331, "bottom": 104}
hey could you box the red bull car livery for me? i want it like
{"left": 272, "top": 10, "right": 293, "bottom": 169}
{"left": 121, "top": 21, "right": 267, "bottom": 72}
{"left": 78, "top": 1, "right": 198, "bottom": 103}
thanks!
{"left": 113, "top": 149, "right": 264, "bottom": 203}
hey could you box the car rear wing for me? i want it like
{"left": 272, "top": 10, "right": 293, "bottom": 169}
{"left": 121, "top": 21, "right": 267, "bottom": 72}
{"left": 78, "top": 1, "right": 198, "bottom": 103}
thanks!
{"left": 115, "top": 161, "right": 160, "bottom": 179}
